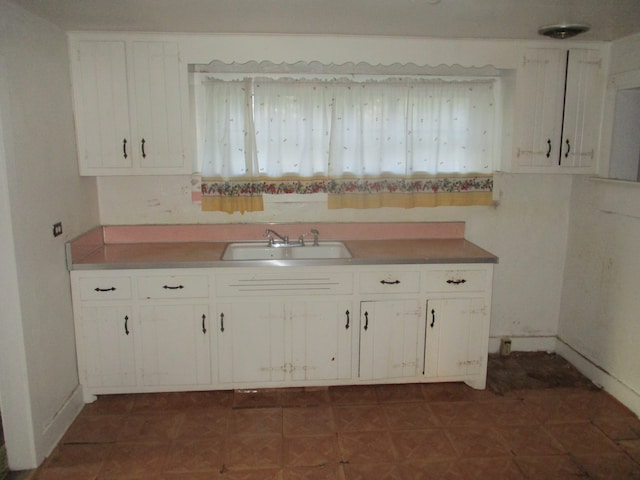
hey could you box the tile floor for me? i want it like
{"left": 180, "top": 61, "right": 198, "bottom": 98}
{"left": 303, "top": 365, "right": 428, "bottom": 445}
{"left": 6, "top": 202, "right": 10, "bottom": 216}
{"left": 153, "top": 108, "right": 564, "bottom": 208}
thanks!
{"left": 26, "top": 355, "right": 640, "bottom": 479}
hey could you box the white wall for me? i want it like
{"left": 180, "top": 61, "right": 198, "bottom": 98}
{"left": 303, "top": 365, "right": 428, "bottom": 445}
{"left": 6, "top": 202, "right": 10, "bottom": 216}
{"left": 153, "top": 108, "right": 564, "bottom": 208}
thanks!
{"left": 0, "top": 0, "right": 100, "bottom": 469}
{"left": 558, "top": 177, "right": 640, "bottom": 414}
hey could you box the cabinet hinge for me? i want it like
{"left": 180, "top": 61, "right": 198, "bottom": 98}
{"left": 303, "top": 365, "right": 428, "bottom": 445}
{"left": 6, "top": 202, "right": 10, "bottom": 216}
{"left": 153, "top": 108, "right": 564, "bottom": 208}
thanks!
{"left": 577, "top": 59, "right": 602, "bottom": 67}
{"left": 523, "top": 56, "right": 550, "bottom": 67}
{"left": 457, "top": 360, "right": 481, "bottom": 366}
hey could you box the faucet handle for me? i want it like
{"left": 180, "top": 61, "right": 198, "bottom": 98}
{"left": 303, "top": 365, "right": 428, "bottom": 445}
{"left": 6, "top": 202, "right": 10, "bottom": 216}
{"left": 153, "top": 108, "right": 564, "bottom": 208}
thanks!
{"left": 264, "top": 229, "right": 274, "bottom": 246}
{"left": 310, "top": 229, "right": 320, "bottom": 246}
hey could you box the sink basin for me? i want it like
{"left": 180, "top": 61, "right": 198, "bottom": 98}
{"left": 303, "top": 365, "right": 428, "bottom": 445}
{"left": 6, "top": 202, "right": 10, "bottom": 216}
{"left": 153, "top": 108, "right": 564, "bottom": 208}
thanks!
{"left": 222, "top": 242, "right": 352, "bottom": 261}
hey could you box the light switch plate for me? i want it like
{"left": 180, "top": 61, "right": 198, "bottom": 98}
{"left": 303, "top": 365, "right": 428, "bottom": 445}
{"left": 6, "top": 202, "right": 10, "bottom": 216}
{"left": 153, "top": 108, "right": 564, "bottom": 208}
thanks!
{"left": 53, "top": 222, "right": 63, "bottom": 237}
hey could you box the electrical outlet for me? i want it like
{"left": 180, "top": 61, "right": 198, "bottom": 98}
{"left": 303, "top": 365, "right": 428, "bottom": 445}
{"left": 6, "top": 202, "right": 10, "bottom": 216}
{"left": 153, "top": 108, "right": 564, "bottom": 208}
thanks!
{"left": 52, "top": 222, "right": 63, "bottom": 237}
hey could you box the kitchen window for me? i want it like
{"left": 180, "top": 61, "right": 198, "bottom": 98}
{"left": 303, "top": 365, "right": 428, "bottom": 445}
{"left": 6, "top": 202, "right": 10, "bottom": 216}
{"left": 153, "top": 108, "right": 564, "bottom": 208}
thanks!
{"left": 193, "top": 69, "right": 499, "bottom": 213}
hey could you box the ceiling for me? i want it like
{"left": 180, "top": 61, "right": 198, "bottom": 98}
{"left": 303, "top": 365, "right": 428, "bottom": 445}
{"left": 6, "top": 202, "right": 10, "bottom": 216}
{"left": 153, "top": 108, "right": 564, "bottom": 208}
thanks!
{"left": 9, "top": 0, "right": 640, "bottom": 42}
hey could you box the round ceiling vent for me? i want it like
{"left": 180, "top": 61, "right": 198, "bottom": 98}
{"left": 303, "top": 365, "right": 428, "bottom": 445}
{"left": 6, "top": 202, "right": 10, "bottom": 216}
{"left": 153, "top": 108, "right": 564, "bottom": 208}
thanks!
{"left": 538, "top": 24, "right": 591, "bottom": 39}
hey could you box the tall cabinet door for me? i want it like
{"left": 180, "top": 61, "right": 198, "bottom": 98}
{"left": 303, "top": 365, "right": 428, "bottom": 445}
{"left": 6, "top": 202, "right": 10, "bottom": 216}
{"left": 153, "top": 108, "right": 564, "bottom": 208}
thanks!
{"left": 290, "top": 300, "right": 353, "bottom": 382}
{"left": 131, "top": 41, "right": 187, "bottom": 170}
{"left": 359, "top": 300, "right": 422, "bottom": 380}
{"left": 561, "top": 48, "right": 603, "bottom": 168}
{"left": 424, "top": 298, "right": 485, "bottom": 379}
{"left": 79, "top": 305, "right": 136, "bottom": 388}
{"left": 71, "top": 40, "right": 132, "bottom": 172}
{"left": 216, "top": 302, "right": 287, "bottom": 384}
{"left": 516, "top": 48, "right": 566, "bottom": 167}
{"left": 138, "top": 304, "right": 211, "bottom": 387}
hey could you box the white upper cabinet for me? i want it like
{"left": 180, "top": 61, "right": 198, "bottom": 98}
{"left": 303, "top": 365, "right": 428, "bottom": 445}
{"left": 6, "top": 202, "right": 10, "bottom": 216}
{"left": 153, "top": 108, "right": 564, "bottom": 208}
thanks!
{"left": 514, "top": 47, "right": 604, "bottom": 173}
{"left": 69, "top": 37, "right": 191, "bottom": 175}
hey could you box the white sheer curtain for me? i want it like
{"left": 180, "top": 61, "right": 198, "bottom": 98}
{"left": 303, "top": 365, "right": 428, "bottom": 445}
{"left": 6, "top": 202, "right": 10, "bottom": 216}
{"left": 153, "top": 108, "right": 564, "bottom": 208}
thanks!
{"left": 199, "top": 77, "right": 496, "bottom": 179}
{"left": 200, "top": 79, "right": 256, "bottom": 178}
{"left": 253, "top": 80, "right": 333, "bottom": 177}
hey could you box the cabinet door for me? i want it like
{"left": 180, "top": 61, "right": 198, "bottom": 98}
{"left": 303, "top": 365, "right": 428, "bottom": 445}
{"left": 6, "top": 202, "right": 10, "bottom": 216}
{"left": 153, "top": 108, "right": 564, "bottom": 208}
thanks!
{"left": 516, "top": 48, "right": 566, "bottom": 167}
{"left": 131, "top": 41, "right": 187, "bottom": 171}
{"left": 424, "top": 298, "right": 485, "bottom": 379}
{"left": 138, "top": 304, "right": 211, "bottom": 387}
{"left": 71, "top": 40, "right": 132, "bottom": 173}
{"left": 359, "top": 300, "right": 422, "bottom": 380}
{"left": 290, "top": 300, "right": 352, "bottom": 382}
{"left": 79, "top": 305, "right": 136, "bottom": 388}
{"left": 216, "top": 302, "right": 286, "bottom": 384}
{"left": 561, "top": 48, "right": 603, "bottom": 168}
{"left": 516, "top": 48, "right": 602, "bottom": 171}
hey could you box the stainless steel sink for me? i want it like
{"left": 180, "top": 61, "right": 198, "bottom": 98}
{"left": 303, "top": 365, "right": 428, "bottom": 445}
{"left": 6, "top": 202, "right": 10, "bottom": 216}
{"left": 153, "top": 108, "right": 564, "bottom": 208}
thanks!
{"left": 222, "top": 241, "right": 352, "bottom": 261}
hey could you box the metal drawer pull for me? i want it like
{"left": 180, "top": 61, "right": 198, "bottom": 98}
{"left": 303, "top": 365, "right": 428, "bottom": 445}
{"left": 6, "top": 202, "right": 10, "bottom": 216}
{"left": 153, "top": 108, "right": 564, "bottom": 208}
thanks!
{"left": 163, "top": 285, "right": 184, "bottom": 290}
{"left": 546, "top": 139, "right": 551, "bottom": 158}
{"left": 430, "top": 309, "right": 435, "bottom": 328}
{"left": 122, "top": 138, "right": 128, "bottom": 159}
{"left": 565, "top": 138, "right": 571, "bottom": 158}
{"left": 141, "top": 138, "right": 147, "bottom": 158}
{"left": 446, "top": 279, "right": 466, "bottom": 285}
{"left": 345, "top": 310, "right": 350, "bottom": 330}
{"left": 202, "top": 314, "right": 207, "bottom": 334}
{"left": 124, "top": 315, "right": 130, "bottom": 335}
{"left": 220, "top": 312, "right": 225, "bottom": 332}
{"left": 380, "top": 280, "right": 400, "bottom": 285}
{"left": 364, "top": 311, "right": 369, "bottom": 331}
{"left": 94, "top": 287, "right": 116, "bottom": 292}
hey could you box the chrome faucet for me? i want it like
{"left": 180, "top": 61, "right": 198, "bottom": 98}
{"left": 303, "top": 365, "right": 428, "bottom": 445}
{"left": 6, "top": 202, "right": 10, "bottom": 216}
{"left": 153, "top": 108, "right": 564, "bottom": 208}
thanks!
{"left": 264, "top": 228, "right": 289, "bottom": 247}
{"left": 310, "top": 229, "right": 320, "bottom": 246}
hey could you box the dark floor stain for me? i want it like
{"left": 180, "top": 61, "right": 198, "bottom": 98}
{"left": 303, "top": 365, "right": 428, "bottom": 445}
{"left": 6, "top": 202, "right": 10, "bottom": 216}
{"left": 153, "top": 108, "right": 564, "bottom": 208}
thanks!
{"left": 487, "top": 351, "right": 599, "bottom": 395}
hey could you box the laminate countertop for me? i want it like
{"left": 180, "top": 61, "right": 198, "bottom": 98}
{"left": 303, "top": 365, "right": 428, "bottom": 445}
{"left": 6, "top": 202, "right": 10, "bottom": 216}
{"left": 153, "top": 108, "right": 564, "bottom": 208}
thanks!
{"left": 69, "top": 238, "right": 498, "bottom": 270}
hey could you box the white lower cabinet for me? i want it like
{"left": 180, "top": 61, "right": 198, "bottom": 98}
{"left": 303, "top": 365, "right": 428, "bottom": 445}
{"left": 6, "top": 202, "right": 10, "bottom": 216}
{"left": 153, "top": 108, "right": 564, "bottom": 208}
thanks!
{"left": 424, "top": 298, "right": 488, "bottom": 388}
{"left": 139, "top": 304, "right": 211, "bottom": 387}
{"left": 216, "top": 299, "right": 353, "bottom": 385}
{"left": 216, "top": 301, "right": 287, "bottom": 384}
{"left": 290, "top": 300, "right": 353, "bottom": 382}
{"left": 70, "top": 263, "right": 493, "bottom": 399}
{"left": 358, "top": 300, "right": 423, "bottom": 381}
{"left": 79, "top": 305, "right": 136, "bottom": 389}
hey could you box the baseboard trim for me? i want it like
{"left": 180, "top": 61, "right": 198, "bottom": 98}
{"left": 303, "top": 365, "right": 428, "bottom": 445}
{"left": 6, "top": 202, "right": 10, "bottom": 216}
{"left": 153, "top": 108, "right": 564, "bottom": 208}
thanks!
{"left": 488, "top": 335, "right": 557, "bottom": 354}
{"left": 556, "top": 337, "right": 640, "bottom": 417}
{"left": 38, "top": 386, "right": 84, "bottom": 462}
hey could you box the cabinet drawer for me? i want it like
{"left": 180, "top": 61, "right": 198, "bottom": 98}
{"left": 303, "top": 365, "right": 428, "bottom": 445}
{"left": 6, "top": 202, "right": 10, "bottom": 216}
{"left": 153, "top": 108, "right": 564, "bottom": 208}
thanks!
{"left": 78, "top": 276, "right": 132, "bottom": 301}
{"left": 217, "top": 272, "right": 353, "bottom": 297}
{"left": 138, "top": 275, "right": 209, "bottom": 299}
{"left": 423, "top": 269, "right": 488, "bottom": 293}
{"left": 359, "top": 270, "right": 420, "bottom": 294}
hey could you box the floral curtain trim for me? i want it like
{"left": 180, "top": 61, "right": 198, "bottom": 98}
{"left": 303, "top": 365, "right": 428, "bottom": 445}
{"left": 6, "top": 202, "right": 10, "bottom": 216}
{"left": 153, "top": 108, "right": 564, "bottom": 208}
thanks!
{"left": 201, "top": 175, "right": 493, "bottom": 213}
{"left": 201, "top": 176, "right": 493, "bottom": 197}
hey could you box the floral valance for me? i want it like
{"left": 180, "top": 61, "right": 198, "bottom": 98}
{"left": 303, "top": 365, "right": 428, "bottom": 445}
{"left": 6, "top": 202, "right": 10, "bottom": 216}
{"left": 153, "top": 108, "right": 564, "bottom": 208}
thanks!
{"left": 201, "top": 175, "right": 493, "bottom": 213}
